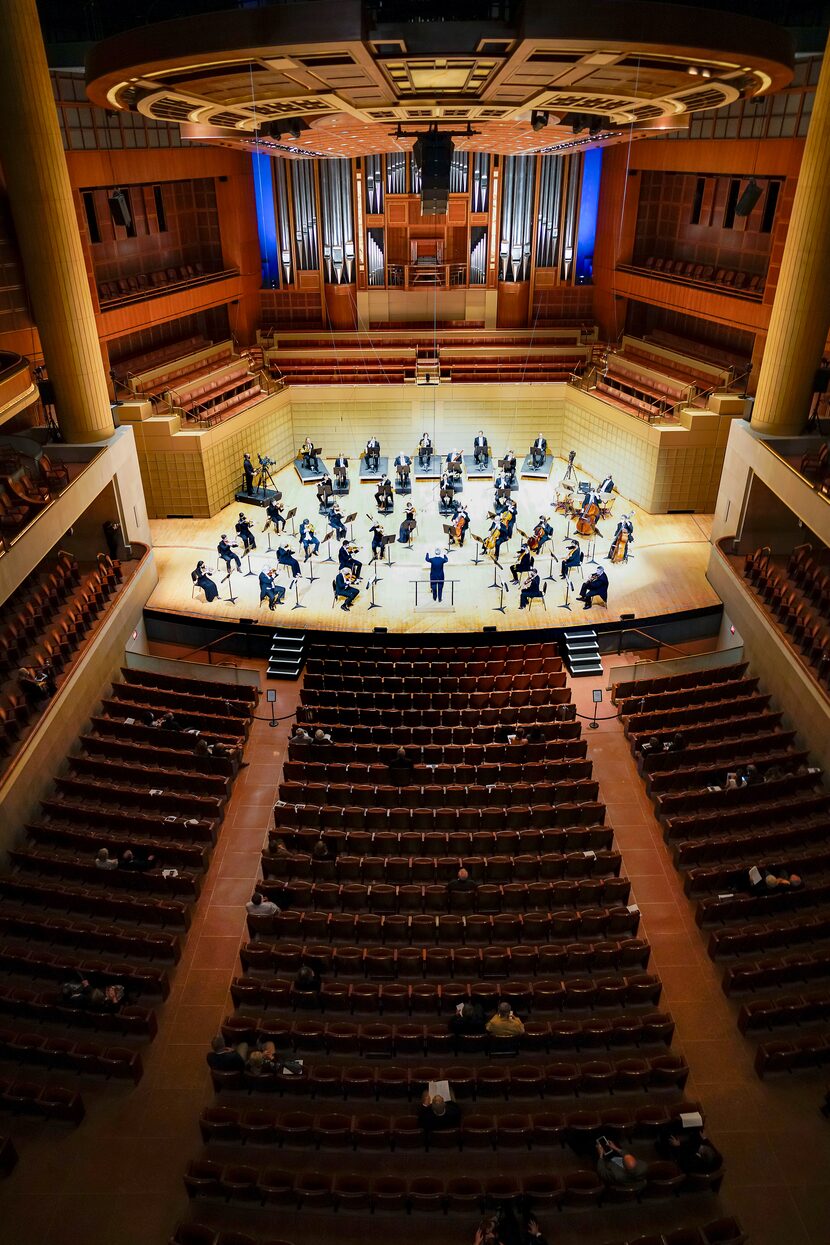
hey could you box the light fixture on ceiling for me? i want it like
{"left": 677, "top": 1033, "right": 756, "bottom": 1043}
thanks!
{"left": 530, "top": 109, "right": 549, "bottom": 132}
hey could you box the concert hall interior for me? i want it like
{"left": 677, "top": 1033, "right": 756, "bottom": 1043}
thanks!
{"left": 1, "top": 1, "right": 830, "bottom": 1243}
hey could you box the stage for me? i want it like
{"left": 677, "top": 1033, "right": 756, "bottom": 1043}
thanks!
{"left": 147, "top": 455, "right": 719, "bottom": 634}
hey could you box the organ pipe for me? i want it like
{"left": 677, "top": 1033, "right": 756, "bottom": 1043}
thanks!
{"left": 273, "top": 157, "right": 293, "bottom": 286}
{"left": 291, "top": 160, "right": 318, "bottom": 271}
{"left": 367, "top": 227, "right": 385, "bottom": 287}
{"left": 386, "top": 152, "right": 406, "bottom": 194}
{"left": 365, "top": 154, "right": 383, "bottom": 214}
{"left": 319, "top": 158, "right": 355, "bottom": 285}
{"left": 535, "top": 154, "right": 563, "bottom": 269}
{"left": 498, "top": 154, "right": 535, "bottom": 282}
{"left": 472, "top": 152, "right": 490, "bottom": 213}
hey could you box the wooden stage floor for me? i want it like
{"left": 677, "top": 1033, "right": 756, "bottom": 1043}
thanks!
{"left": 147, "top": 457, "right": 720, "bottom": 634}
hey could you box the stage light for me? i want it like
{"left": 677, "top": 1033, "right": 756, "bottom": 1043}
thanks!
{"left": 531, "top": 109, "right": 549, "bottom": 132}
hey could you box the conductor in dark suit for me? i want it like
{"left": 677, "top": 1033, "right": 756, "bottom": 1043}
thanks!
{"left": 425, "top": 547, "right": 449, "bottom": 602}
{"left": 531, "top": 434, "right": 547, "bottom": 468}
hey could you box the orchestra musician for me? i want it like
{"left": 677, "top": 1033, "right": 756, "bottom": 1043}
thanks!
{"left": 575, "top": 493, "right": 601, "bottom": 537}
{"left": 560, "top": 540, "right": 584, "bottom": 580}
{"left": 335, "top": 567, "right": 359, "bottom": 611}
{"left": 530, "top": 434, "right": 547, "bottom": 469}
{"left": 217, "top": 534, "right": 241, "bottom": 576}
{"left": 502, "top": 449, "right": 517, "bottom": 484}
{"left": 301, "top": 437, "right": 319, "bottom": 472}
{"left": 333, "top": 454, "right": 349, "bottom": 487}
{"left": 485, "top": 510, "right": 510, "bottom": 560}
{"left": 375, "top": 475, "right": 394, "bottom": 511}
{"left": 242, "top": 451, "right": 254, "bottom": 494}
{"left": 493, "top": 472, "right": 512, "bottom": 506}
{"left": 299, "top": 518, "right": 319, "bottom": 561}
{"left": 503, "top": 497, "right": 518, "bottom": 540}
{"left": 235, "top": 512, "right": 256, "bottom": 553}
{"left": 394, "top": 452, "right": 412, "bottom": 486}
{"left": 370, "top": 522, "right": 386, "bottom": 561}
{"left": 258, "top": 566, "right": 285, "bottom": 610}
{"left": 439, "top": 471, "right": 457, "bottom": 512}
{"left": 329, "top": 502, "right": 347, "bottom": 541}
{"left": 276, "top": 543, "right": 302, "bottom": 578}
{"left": 579, "top": 566, "right": 609, "bottom": 609}
{"left": 365, "top": 436, "right": 381, "bottom": 471}
{"left": 527, "top": 514, "right": 553, "bottom": 554}
{"left": 449, "top": 506, "right": 469, "bottom": 547}
{"left": 609, "top": 514, "right": 634, "bottom": 563}
{"left": 445, "top": 448, "right": 463, "bottom": 477}
{"left": 338, "top": 538, "right": 362, "bottom": 580}
{"left": 425, "top": 546, "right": 449, "bottom": 602}
{"left": 519, "top": 568, "right": 543, "bottom": 610}
{"left": 510, "top": 543, "right": 534, "bottom": 584}
{"left": 598, "top": 472, "right": 615, "bottom": 500}
{"left": 191, "top": 561, "right": 218, "bottom": 603}
{"left": 261, "top": 497, "right": 286, "bottom": 534}
{"left": 316, "top": 477, "right": 333, "bottom": 510}
{"left": 473, "top": 430, "right": 489, "bottom": 466}
{"left": 418, "top": 432, "right": 433, "bottom": 467}
{"left": 398, "top": 501, "right": 417, "bottom": 544}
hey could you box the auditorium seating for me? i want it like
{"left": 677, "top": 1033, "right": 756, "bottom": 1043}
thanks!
{"left": 112, "top": 334, "right": 210, "bottom": 380}
{"left": 622, "top": 256, "right": 765, "bottom": 299}
{"left": 741, "top": 544, "right": 830, "bottom": 689}
{"left": 97, "top": 263, "right": 238, "bottom": 309}
{"left": 176, "top": 636, "right": 734, "bottom": 1245}
{"left": 617, "top": 658, "right": 830, "bottom": 1078}
{"left": 169, "top": 361, "right": 264, "bottom": 427}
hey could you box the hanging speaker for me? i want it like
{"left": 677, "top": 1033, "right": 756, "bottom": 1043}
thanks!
{"left": 414, "top": 131, "right": 453, "bottom": 216}
{"left": 735, "top": 179, "right": 762, "bottom": 218}
{"left": 108, "top": 190, "right": 132, "bottom": 230}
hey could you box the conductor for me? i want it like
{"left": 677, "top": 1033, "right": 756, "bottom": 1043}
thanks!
{"left": 425, "top": 547, "right": 449, "bottom": 602}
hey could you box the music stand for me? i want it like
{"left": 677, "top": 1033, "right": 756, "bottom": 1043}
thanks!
{"left": 304, "top": 547, "right": 318, "bottom": 585}
{"left": 488, "top": 548, "right": 502, "bottom": 589}
{"left": 290, "top": 577, "right": 305, "bottom": 610}
{"left": 470, "top": 532, "right": 483, "bottom": 565}
{"left": 306, "top": 446, "right": 323, "bottom": 473}
{"left": 243, "top": 548, "right": 256, "bottom": 578}
{"left": 223, "top": 566, "right": 237, "bottom": 605}
{"left": 545, "top": 544, "right": 559, "bottom": 583}
{"left": 561, "top": 568, "right": 573, "bottom": 611}
{"left": 345, "top": 511, "right": 357, "bottom": 541}
{"left": 383, "top": 533, "right": 396, "bottom": 568}
{"left": 285, "top": 506, "right": 297, "bottom": 536}
{"left": 264, "top": 526, "right": 275, "bottom": 554}
{"left": 493, "top": 578, "right": 508, "bottom": 614}
{"left": 320, "top": 530, "right": 334, "bottom": 563}
{"left": 367, "top": 574, "right": 382, "bottom": 610}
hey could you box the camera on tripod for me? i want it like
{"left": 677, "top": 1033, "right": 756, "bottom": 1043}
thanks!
{"left": 258, "top": 454, "right": 274, "bottom": 468}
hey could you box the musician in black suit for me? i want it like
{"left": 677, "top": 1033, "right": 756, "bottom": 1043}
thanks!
{"left": 510, "top": 544, "right": 534, "bottom": 584}
{"left": 503, "top": 499, "right": 518, "bottom": 540}
{"left": 502, "top": 449, "right": 517, "bottom": 484}
{"left": 316, "top": 477, "right": 333, "bottom": 510}
{"left": 448, "top": 507, "right": 469, "bottom": 547}
{"left": 375, "top": 475, "right": 393, "bottom": 510}
{"left": 262, "top": 498, "right": 285, "bottom": 533}
{"left": 598, "top": 473, "right": 615, "bottom": 499}
{"left": 445, "top": 448, "right": 463, "bottom": 475}
{"left": 301, "top": 437, "right": 319, "bottom": 472}
{"left": 335, "top": 568, "right": 359, "bottom": 610}
{"left": 580, "top": 567, "right": 609, "bottom": 609}
{"left": 494, "top": 473, "right": 512, "bottom": 506}
{"left": 217, "top": 535, "right": 241, "bottom": 575}
{"left": 418, "top": 432, "right": 433, "bottom": 467}
{"left": 242, "top": 452, "right": 254, "bottom": 493}
{"left": 333, "top": 455, "right": 348, "bottom": 487}
{"left": 339, "top": 539, "right": 362, "bottom": 580}
{"left": 370, "top": 522, "right": 386, "bottom": 561}
{"left": 329, "top": 503, "right": 347, "bottom": 541}
{"left": 394, "top": 452, "right": 411, "bottom": 486}
{"left": 235, "top": 512, "right": 256, "bottom": 553}
{"left": 439, "top": 472, "right": 457, "bottom": 511}
{"left": 192, "top": 561, "right": 218, "bottom": 602}
{"left": 519, "top": 569, "right": 543, "bottom": 609}
{"left": 398, "top": 502, "right": 417, "bottom": 544}
{"left": 473, "top": 431, "right": 489, "bottom": 466}
{"left": 560, "top": 540, "right": 583, "bottom": 580}
{"left": 259, "top": 567, "right": 285, "bottom": 610}
{"left": 277, "top": 543, "right": 301, "bottom": 578}
{"left": 530, "top": 434, "right": 547, "bottom": 468}
{"left": 365, "top": 437, "right": 381, "bottom": 471}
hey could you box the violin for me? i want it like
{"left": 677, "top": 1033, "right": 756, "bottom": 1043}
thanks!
{"left": 575, "top": 500, "right": 599, "bottom": 537}
{"left": 342, "top": 569, "right": 356, "bottom": 585}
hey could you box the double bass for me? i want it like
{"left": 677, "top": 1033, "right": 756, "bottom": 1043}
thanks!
{"left": 575, "top": 498, "right": 600, "bottom": 537}
{"left": 609, "top": 516, "right": 633, "bottom": 564}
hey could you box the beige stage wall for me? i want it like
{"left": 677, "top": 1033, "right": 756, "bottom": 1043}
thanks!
{"left": 120, "top": 383, "right": 742, "bottom": 519}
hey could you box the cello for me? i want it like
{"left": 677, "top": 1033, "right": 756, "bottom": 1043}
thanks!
{"left": 575, "top": 498, "right": 600, "bottom": 537}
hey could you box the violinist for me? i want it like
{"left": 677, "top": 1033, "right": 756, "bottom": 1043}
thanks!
{"left": 217, "top": 534, "right": 242, "bottom": 575}
{"left": 439, "top": 472, "right": 457, "bottom": 512}
{"left": 375, "top": 475, "right": 393, "bottom": 511}
{"left": 473, "top": 430, "right": 489, "bottom": 466}
{"left": 370, "top": 522, "right": 386, "bottom": 561}
{"left": 262, "top": 497, "right": 285, "bottom": 534}
{"left": 329, "top": 502, "right": 347, "bottom": 541}
{"left": 579, "top": 566, "right": 609, "bottom": 610}
{"left": 449, "top": 506, "right": 469, "bottom": 547}
{"left": 418, "top": 432, "right": 433, "bottom": 467}
{"left": 560, "top": 540, "right": 584, "bottom": 580}
{"left": 339, "top": 538, "right": 362, "bottom": 580}
{"left": 528, "top": 514, "right": 553, "bottom": 554}
{"left": 598, "top": 473, "right": 615, "bottom": 501}
{"left": 301, "top": 437, "right": 319, "bottom": 472}
{"left": 316, "top": 477, "right": 333, "bottom": 510}
{"left": 394, "top": 452, "right": 411, "bottom": 487}
{"left": 398, "top": 501, "right": 417, "bottom": 544}
{"left": 277, "top": 543, "right": 302, "bottom": 578}
{"left": 258, "top": 566, "right": 285, "bottom": 610}
{"left": 335, "top": 567, "right": 359, "bottom": 611}
{"left": 502, "top": 449, "right": 517, "bottom": 485}
{"left": 192, "top": 561, "right": 218, "bottom": 603}
{"left": 510, "top": 543, "right": 535, "bottom": 584}
{"left": 530, "top": 433, "right": 547, "bottom": 469}
{"left": 609, "top": 514, "right": 634, "bottom": 563}
{"left": 333, "top": 454, "right": 348, "bottom": 487}
{"left": 519, "top": 568, "right": 543, "bottom": 610}
{"left": 235, "top": 512, "right": 256, "bottom": 553}
{"left": 365, "top": 437, "right": 381, "bottom": 471}
{"left": 299, "top": 518, "right": 319, "bottom": 561}
{"left": 445, "top": 448, "right": 463, "bottom": 477}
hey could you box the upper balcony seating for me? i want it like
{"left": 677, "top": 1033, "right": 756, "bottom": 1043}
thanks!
{"left": 97, "top": 264, "right": 237, "bottom": 309}
{"left": 742, "top": 544, "right": 830, "bottom": 690}
{"left": 630, "top": 256, "right": 765, "bottom": 299}
{"left": 112, "top": 335, "right": 210, "bottom": 381}
{"left": 130, "top": 344, "right": 235, "bottom": 399}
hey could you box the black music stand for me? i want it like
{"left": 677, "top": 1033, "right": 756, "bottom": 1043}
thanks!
{"left": 367, "top": 573, "right": 382, "bottom": 610}
{"left": 243, "top": 549, "right": 256, "bottom": 578}
{"left": 493, "top": 578, "right": 509, "bottom": 614}
{"left": 383, "top": 533, "right": 396, "bottom": 568}
{"left": 561, "top": 568, "right": 574, "bottom": 611}
{"left": 345, "top": 511, "right": 358, "bottom": 541}
{"left": 290, "top": 577, "right": 305, "bottom": 610}
{"left": 223, "top": 566, "right": 237, "bottom": 605}
{"left": 304, "top": 547, "right": 318, "bottom": 585}
{"left": 470, "top": 533, "right": 483, "bottom": 565}
{"left": 285, "top": 506, "right": 297, "bottom": 537}
{"left": 488, "top": 549, "right": 503, "bottom": 589}
{"left": 545, "top": 543, "right": 559, "bottom": 583}
{"left": 320, "top": 530, "right": 334, "bottom": 563}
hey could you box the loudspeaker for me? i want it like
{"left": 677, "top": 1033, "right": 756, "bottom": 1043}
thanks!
{"left": 108, "top": 190, "right": 132, "bottom": 230}
{"left": 735, "top": 179, "right": 762, "bottom": 217}
{"left": 415, "top": 131, "right": 453, "bottom": 216}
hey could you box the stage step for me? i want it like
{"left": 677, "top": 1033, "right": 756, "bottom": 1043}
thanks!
{"left": 267, "top": 629, "right": 307, "bottom": 680}
{"left": 563, "top": 628, "right": 603, "bottom": 677}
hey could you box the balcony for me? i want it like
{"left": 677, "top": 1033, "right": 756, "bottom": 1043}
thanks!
{"left": 0, "top": 353, "right": 39, "bottom": 429}
{"left": 96, "top": 265, "right": 240, "bottom": 311}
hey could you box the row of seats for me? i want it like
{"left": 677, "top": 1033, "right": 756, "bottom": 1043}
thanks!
{"left": 39, "top": 794, "right": 218, "bottom": 844}
{"left": 617, "top": 672, "right": 755, "bottom": 717}
{"left": 723, "top": 947, "right": 830, "bottom": 995}
{"left": 0, "top": 1025, "right": 142, "bottom": 1082}
{"left": 305, "top": 654, "right": 562, "bottom": 678}
{"left": 120, "top": 666, "right": 257, "bottom": 705}
{"left": 295, "top": 708, "right": 577, "bottom": 733}
{"left": 27, "top": 813, "right": 210, "bottom": 869}
{"left": 0, "top": 941, "right": 169, "bottom": 998}
{"left": 215, "top": 1012, "right": 677, "bottom": 1056}
{"left": 109, "top": 682, "right": 252, "bottom": 726}
{"left": 684, "top": 842, "right": 830, "bottom": 898}
{"left": 754, "top": 1032, "right": 830, "bottom": 1077}
{"left": 613, "top": 662, "right": 748, "bottom": 706}
{"left": 675, "top": 811, "right": 829, "bottom": 871}
{"left": 133, "top": 344, "right": 235, "bottom": 398}
{"left": 311, "top": 640, "right": 559, "bottom": 664}
{"left": 277, "top": 779, "right": 599, "bottom": 810}
{"left": 255, "top": 881, "right": 632, "bottom": 918}
{"left": 640, "top": 729, "right": 792, "bottom": 779}
{"left": 645, "top": 328, "right": 745, "bottom": 375}
{"left": 740, "top": 989, "right": 830, "bottom": 1037}
{"left": 708, "top": 908, "right": 830, "bottom": 960}
{"left": 0, "top": 979, "right": 158, "bottom": 1034}
{"left": 271, "top": 818, "right": 611, "bottom": 845}
{"left": 604, "top": 356, "right": 689, "bottom": 405}
{"left": 0, "top": 1077, "right": 84, "bottom": 1124}
{"left": 113, "top": 334, "right": 210, "bottom": 380}
{"left": 638, "top": 256, "right": 764, "bottom": 295}
{"left": 594, "top": 378, "right": 665, "bottom": 422}
{"left": 98, "top": 263, "right": 221, "bottom": 304}
{"left": 300, "top": 687, "right": 569, "bottom": 710}
{"left": 283, "top": 757, "right": 592, "bottom": 788}
{"left": 652, "top": 750, "right": 808, "bottom": 806}
{"left": 262, "top": 848, "right": 621, "bottom": 882}
{"left": 289, "top": 741, "right": 587, "bottom": 770}
{"left": 617, "top": 341, "right": 728, "bottom": 391}
{"left": 303, "top": 671, "right": 567, "bottom": 693}
{"left": 742, "top": 545, "right": 830, "bottom": 687}
{"left": 269, "top": 330, "right": 582, "bottom": 351}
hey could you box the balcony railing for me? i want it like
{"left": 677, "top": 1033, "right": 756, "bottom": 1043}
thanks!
{"left": 386, "top": 263, "right": 468, "bottom": 289}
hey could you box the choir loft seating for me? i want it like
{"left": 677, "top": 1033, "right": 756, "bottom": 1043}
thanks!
{"left": 0, "top": 666, "right": 255, "bottom": 1152}
{"left": 96, "top": 264, "right": 239, "bottom": 310}
{"left": 740, "top": 544, "right": 830, "bottom": 692}
{"left": 583, "top": 334, "right": 741, "bottom": 423}
{"left": 265, "top": 329, "right": 590, "bottom": 387}
{"left": 176, "top": 636, "right": 731, "bottom": 1243}
{"left": 123, "top": 339, "right": 266, "bottom": 427}
{"left": 618, "top": 257, "right": 766, "bottom": 301}
{"left": 613, "top": 662, "right": 830, "bottom": 1079}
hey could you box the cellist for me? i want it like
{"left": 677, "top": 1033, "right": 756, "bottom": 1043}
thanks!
{"left": 449, "top": 506, "right": 469, "bottom": 547}
{"left": 609, "top": 514, "right": 634, "bottom": 563}
{"left": 527, "top": 514, "right": 553, "bottom": 554}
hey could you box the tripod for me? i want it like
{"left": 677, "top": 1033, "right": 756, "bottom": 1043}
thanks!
{"left": 564, "top": 452, "right": 576, "bottom": 482}
{"left": 255, "top": 462, "right": 277, "bottom": 496}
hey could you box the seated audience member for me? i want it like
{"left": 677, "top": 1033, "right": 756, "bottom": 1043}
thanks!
{"left": 120, "top": 848, "right": 156, "bottom": 871}
{"left": 486, "top": 1001, "right": 525, "bottom": 1038}
{"left": 741, "top": 763, "right": 761, "bottom": 786}
{"left": 664, "top": 732, "right": 686, "bottom": 753}
{"left": 724, "top": 771, "right": 739, "bottom": 791}
{"left": 447, "top": 867, "right": 478, "bottom": 898}
{"left": 450, "top": 1002, "right": 486, "bottom": 1038}
{"left": 245, "top": 1047, "right": 277, "bottom": 1078}
{"left": 313, "top": 727, "right": 332, "bottom": 745}
{"left": 61, "top": 976, "right": 93, "bottom": 1004}
{"left": 87, "top": 984, "right": 125, "bottom": 1014}
{"left": 293, "top": 725, "right": 313, "bottom": 743}
{"left": 596, "top": 1138, "right": 648, "bottom": 1188}
{"left": 95, "top": 847, "right": 119, "bottom": 871}
{"left": 194, "top": 735, "right": 245, "bottom": 766}
{"left": 18, "top": 664, "right": 56, "bottom": 704}
{"left": 293, "top": 964, "right": 322, "bottom": 998}
{"left": 655, "top": 1119, "right": 723, "bottom": 1174}
{"left": 748, "top": 864, "right": 803, "bottom": 894}
{"left": 388, "top": 745, "right": 415, "bottom": 783}
{"left": 311, "top": 838, "right": 330, "bottom": 862}
{"left": 246, "top": 891, "right": 279, "bottom": 917}
{"left": 156, "top": 710, "right": 183, "bottom": 732}
{"left": 418, "top": 1091, "right": 461, "bottom": 1137}
{"left": 207, "top": 1034, "right": 248, "bottom": 1071}
{"left": 639, "top": 736, "right": 663, "bottom": 756}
